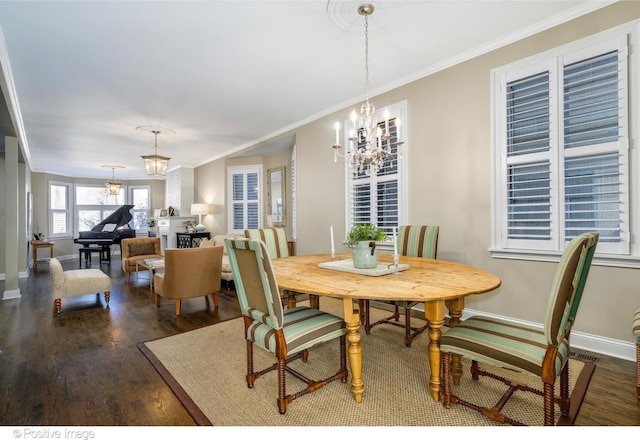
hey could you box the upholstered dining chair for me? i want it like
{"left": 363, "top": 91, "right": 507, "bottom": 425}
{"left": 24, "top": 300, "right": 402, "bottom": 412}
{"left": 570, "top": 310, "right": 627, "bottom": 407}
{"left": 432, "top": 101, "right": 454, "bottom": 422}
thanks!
{"left": 153, "top": 246, "right": 223, "bottom": 316}
{"left": 440, "top": 232, "right": 599, "bottom": 426}
{"left": 361, "top": 225, "right": 439, "bottom": 346}
{"left": 244, "top": 228, "right": 300, "bottom": 308}
{"left": 225, "top": 238, "right": 348, "bottom": 414}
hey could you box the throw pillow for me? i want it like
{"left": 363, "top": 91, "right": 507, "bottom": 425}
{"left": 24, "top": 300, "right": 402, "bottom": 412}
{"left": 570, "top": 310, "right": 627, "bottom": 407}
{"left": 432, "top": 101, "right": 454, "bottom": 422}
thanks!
{"left": 129, "top": 242, "right": 156, "bottom": 257}
{"left": 199, "top": 238, "right": 216, "bottom": 248}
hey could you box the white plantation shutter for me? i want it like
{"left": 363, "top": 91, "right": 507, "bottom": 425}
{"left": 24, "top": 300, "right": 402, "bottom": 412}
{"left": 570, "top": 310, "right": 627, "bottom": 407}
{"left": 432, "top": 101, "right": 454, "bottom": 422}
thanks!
{"left": 346, "top": 101, "right": 406, "bottom": 238}
{"left": 494, "top": 29, "right": 630, "bottom": 257}
{"left": 228, "top": 165, "right": 262, "bottom": 234}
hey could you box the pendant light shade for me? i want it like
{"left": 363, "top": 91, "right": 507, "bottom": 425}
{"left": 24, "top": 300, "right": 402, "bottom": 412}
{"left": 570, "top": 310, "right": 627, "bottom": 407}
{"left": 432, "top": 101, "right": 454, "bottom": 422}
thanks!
{"left": 138, "top": 127, "right": 173, "bottom": 176}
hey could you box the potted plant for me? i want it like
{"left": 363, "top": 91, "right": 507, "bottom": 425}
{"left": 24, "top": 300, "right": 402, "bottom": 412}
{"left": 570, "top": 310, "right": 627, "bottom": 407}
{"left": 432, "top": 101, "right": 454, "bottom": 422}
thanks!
{"left": 346, "top": 224, "right": 388, "bottom": 269}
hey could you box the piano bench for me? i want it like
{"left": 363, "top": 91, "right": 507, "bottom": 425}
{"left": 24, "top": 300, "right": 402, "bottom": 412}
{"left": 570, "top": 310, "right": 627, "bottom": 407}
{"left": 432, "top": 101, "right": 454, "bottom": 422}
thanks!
{"left": 79, "top": 246, "right": 110, "bottom": 268}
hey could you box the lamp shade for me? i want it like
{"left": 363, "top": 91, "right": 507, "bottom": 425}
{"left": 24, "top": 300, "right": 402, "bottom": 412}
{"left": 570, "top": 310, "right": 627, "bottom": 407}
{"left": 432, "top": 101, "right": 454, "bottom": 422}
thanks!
{"left": 191, "top": 203, "right": 209, "bottom": 231}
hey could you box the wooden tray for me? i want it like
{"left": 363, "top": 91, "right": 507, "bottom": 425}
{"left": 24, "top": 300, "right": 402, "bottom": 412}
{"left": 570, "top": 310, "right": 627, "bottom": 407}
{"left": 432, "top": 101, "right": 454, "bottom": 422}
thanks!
{"left": 318, "top": 259, "right": 409, "bottom": 277}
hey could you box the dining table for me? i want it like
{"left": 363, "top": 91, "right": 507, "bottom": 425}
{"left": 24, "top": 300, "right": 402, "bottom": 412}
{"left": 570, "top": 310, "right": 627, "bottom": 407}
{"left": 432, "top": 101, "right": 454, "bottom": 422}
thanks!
{"left": 271, "top": 252, "right": 501, "bottom": 404}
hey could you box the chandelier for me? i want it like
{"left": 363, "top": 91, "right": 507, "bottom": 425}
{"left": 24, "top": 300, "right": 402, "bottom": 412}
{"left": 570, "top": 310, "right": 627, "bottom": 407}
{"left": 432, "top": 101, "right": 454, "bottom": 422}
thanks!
{"left": 332, "top": 3, "right": 403, "bottom": 175}
{"left": 138, "top": 126, "right": 173, "bottom": 176}
{"left": 102, "top": 165, "right": 124, "bottom": 195}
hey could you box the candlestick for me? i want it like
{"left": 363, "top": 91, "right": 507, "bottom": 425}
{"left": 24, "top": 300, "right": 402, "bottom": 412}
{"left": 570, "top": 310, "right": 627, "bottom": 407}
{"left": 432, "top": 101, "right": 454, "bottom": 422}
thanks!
{"left": 330, "top": 225, "right": 336, "bottom": 260}
{"left": 393, "top": 226, "right": 398, "bottom": 267}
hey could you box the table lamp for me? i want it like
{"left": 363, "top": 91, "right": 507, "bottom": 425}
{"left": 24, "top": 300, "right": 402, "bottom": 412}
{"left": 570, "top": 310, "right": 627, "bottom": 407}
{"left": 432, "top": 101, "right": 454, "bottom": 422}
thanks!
{"left": 190, "top": 203, "right": 209, "bottom": 232}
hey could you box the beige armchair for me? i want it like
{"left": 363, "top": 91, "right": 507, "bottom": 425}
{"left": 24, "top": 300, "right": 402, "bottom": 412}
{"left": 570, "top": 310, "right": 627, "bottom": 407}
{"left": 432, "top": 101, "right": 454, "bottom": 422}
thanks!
{"left": 121, "top": 237, "right": 162, "bottom": 282}
{"left": 153, "top": 246, "right": 223, "bottom": 316}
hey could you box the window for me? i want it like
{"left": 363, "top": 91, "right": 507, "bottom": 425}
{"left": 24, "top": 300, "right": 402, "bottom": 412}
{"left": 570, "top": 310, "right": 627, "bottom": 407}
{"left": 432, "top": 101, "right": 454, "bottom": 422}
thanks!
{"left": 129, "top": 186, "right": 151, "bottom": 230}
{"left": 49, "top": 181, "right": 72, "bottom": 238}
{"left": 76, "top": 185, "right": 126, "bottom": 233}
{"left": 345, "top": 101, "right": 407, "bottom": 244}
{"left": 491, "top": 21, "right": 638, "bottom": 264}
{"left": 228, "top": 165, "right": 262, "bottom": 234}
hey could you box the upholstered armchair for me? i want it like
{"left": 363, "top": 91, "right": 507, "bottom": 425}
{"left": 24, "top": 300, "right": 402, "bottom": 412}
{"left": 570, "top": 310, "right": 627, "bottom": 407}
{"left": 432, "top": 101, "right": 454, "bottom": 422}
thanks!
{"left": 153, "top": 246, "right": 223, "bottom": 316}
{"left": 121, "top": 237, "right": 162, "bottom": 282}
{"left": 362, "top": 225, "right": 439, "bottom": 346}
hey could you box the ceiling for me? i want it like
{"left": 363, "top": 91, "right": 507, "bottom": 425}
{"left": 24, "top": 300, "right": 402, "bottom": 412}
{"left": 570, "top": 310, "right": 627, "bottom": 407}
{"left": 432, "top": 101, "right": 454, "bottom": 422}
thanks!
{"left": 0, "top": 0, "right": 614, "bottom": 181}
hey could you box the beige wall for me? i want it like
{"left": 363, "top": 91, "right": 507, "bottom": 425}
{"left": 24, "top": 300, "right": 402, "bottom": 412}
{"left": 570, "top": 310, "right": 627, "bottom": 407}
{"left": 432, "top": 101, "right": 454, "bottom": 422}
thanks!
{"left": 194, "top": 2, "right": 640, "bottom": 347}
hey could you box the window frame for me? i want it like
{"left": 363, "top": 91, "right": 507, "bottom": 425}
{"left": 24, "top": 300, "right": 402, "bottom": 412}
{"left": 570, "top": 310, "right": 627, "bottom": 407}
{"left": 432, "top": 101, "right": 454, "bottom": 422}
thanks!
{"left": 128, "top": 185, "right": 151, "bottom": 231}
{"left": 75, "top": 183, "right": 128, "bottom": 234}
{"left": 490, "top": 20, "right": 640, "bottom": 268}
{"left": 48, "top": 181, "right": 73, "bottom": 239}
{"left": 343, "top": 100, "right": 408, "bottom": 250}
{"left": 227, "top": 164, "right": 263, "bottom": 235}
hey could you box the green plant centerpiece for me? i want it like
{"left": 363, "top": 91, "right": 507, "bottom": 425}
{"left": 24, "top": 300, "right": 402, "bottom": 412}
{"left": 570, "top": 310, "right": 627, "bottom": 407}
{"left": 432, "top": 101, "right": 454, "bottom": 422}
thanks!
{"left": 346, "top": 224, "right": 388, "bottom": 269}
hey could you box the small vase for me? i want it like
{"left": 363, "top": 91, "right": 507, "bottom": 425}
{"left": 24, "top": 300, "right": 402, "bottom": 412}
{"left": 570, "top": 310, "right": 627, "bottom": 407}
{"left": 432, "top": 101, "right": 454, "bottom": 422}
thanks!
{"left": 352, "top": 241, "right": 379, "bottom": 269}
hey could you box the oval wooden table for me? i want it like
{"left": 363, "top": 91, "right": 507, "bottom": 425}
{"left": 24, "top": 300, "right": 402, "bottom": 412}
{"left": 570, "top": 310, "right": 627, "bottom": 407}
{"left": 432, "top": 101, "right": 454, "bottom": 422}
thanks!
{"left": 271, "top": 253, "right": 501, "bottom": 404}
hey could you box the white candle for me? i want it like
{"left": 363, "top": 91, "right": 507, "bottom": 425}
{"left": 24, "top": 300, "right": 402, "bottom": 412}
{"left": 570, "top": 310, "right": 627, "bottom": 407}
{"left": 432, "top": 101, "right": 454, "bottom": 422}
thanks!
{"left": 330, "top": 225, "right": 335, "bottom": 255}
{"left": 334, "top": 122, "right": 340, "bottom": 145}
{"left": 384, "top": 109, "right": 390, "bottom": 134}
{"left": 392, "top": 226, "right": 398, "bottom": 265}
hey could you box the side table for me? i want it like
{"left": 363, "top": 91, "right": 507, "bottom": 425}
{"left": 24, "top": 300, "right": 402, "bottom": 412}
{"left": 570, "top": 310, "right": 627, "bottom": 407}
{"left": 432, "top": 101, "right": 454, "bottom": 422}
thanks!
{"left": 176, "top": 231, "right": 211, "bottom": 248}
{"left": 31, "top": 240, "right": 54, "bottom": 272}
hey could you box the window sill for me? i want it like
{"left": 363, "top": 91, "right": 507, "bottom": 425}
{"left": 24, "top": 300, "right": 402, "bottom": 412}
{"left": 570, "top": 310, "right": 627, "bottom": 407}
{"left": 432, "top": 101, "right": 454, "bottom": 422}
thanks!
{"left": 489, "top": 248, "right": 640, "bottom": 269}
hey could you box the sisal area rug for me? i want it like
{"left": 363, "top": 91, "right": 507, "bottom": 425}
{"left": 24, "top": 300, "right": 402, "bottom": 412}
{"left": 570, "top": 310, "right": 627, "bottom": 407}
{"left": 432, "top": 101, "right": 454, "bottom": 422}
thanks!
{"left": 138, "top": 298, "right": 594, "bottom": 426}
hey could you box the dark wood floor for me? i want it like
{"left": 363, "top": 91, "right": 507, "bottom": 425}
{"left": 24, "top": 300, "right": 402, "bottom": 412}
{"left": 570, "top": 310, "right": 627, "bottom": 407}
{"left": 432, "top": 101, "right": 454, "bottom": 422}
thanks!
{"left": 0, "top": 256, "right": 638, "bottom": 426}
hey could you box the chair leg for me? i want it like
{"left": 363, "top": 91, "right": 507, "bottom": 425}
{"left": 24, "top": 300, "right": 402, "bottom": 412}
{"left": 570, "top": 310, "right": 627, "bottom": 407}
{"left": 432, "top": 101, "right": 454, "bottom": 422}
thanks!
{"left": 543, "top": 382, "right": 554, "bottom": 426}
{"left": 364, "top": 300, "right": 371, "bottom": 334}
{"left": 636, "top": 343, "right": 639, "bottom": 400}
{"left": 442, "top": 352, "right": 452, "bottom": 408}
{"left": 175, "top": 299, "right": 181, "bottom": 316}
{"left": 125, "top": 272, "right": 130, "bottom": 283}
{"left": 560, "top": 361, "right": 570, "bottom": 417}
{"left": 54, "top": 298, "right": 61, "bottom": 314}
{"left": 211, "top": 292, "right": 219, "bottom": 309}
{"left": 155, "top": 294, "right": 161, "bottom": 307}
{"left": 104, "top": 291, "right": 110, "bottom": 307}
{"left": 277, "top": 357, "right": 288, "bottom": 414}
{"left": 404, "top": 308, "right": 412, "bottom": 347}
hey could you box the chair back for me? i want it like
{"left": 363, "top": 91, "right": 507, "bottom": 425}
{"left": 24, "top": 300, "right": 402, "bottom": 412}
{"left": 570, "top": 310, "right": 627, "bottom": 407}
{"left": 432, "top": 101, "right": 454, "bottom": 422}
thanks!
{"left": 49, "top": 258, "right": 65, "bottom": 294}
{"left": 159, "top": 246, "right": 223, "bottom": 299}
{"left": 225, "top": 238, "right": 284, "bottom": 330}
{"left": 244, "top": 228, "right": 289, "bottom": 259}
{"left": 544, "top": 232, "right": 598, "bottom": 347}
{"left": 398, "top": 225, "right": 439, "bottom": 258}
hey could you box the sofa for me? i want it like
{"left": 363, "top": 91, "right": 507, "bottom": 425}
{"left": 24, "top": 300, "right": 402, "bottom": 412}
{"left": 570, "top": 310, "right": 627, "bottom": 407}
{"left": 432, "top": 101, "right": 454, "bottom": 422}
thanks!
{"left": 200, "top": 234, "right": 244, "bottom": 288}
{"left": 121, "top": 237, "right": 163, "bottom": 283}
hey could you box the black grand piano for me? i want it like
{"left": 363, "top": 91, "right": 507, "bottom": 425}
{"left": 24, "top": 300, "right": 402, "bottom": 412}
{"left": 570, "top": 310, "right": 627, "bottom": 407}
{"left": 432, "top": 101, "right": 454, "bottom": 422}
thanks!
{"left": 74, "top": 204, "right": 137, "bottom": 266}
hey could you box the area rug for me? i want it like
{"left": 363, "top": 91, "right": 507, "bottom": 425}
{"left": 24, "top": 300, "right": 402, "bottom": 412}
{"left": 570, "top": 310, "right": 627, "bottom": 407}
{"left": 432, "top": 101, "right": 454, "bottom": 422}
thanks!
{"left": 138, "top": 298, "right": 594, "bottom": 426}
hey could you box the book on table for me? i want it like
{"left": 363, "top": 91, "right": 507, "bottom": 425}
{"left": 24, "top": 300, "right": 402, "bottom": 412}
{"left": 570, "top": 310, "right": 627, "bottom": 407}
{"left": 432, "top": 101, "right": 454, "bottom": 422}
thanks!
{"left": 144, "top": 258, "right": 164, "bottom": 267}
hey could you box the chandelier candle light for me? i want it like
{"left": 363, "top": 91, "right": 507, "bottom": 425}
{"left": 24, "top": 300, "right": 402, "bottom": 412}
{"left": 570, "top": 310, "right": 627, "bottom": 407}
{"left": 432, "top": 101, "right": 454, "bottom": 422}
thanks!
{"left": 332, "top": 3, "right": 403, "bottom": 175}
{"left": 102, "top": 165, "right": 124, "bottom": 195}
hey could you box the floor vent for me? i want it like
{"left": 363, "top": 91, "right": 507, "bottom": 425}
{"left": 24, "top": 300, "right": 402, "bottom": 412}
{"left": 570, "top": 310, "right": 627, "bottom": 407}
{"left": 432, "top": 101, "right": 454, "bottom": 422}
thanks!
{"left": 570, "top": 352, "right": 599, "bottom": 363}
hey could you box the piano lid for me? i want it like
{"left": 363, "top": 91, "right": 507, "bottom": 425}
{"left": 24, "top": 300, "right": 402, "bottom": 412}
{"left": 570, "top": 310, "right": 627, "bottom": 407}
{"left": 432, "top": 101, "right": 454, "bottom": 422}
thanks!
{"left": 92, "top": 204, "right": 135, "bottom": 232}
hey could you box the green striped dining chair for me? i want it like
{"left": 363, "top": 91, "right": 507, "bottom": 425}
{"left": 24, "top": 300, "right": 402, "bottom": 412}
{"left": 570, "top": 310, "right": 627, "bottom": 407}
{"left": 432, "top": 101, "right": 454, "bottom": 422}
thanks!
{"left": 244, "top": 228, "right": 300, "bottom": 308}
{"left": 440, "top": 232, "right": 599, "bottom": 426}
{"left": 225, "top": 238, "right": 347, "bottom": 414}
{"left": 362, "top": 225, "right": 439, "bottom": 347}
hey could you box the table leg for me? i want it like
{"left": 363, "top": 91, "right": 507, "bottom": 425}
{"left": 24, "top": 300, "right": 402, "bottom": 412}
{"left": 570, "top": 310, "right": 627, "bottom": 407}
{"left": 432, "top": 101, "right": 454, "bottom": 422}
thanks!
{"left": 424, "top": 299, "right": 445, "bottom": 401}
{"left": 149, "top": 267, "right": 154, "bottom": 291}
{"left": 445, "top": 298, "right": 465, "bottom": 385}
{"left": 342, "top": 297, "right": 364, "bottom": 403}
